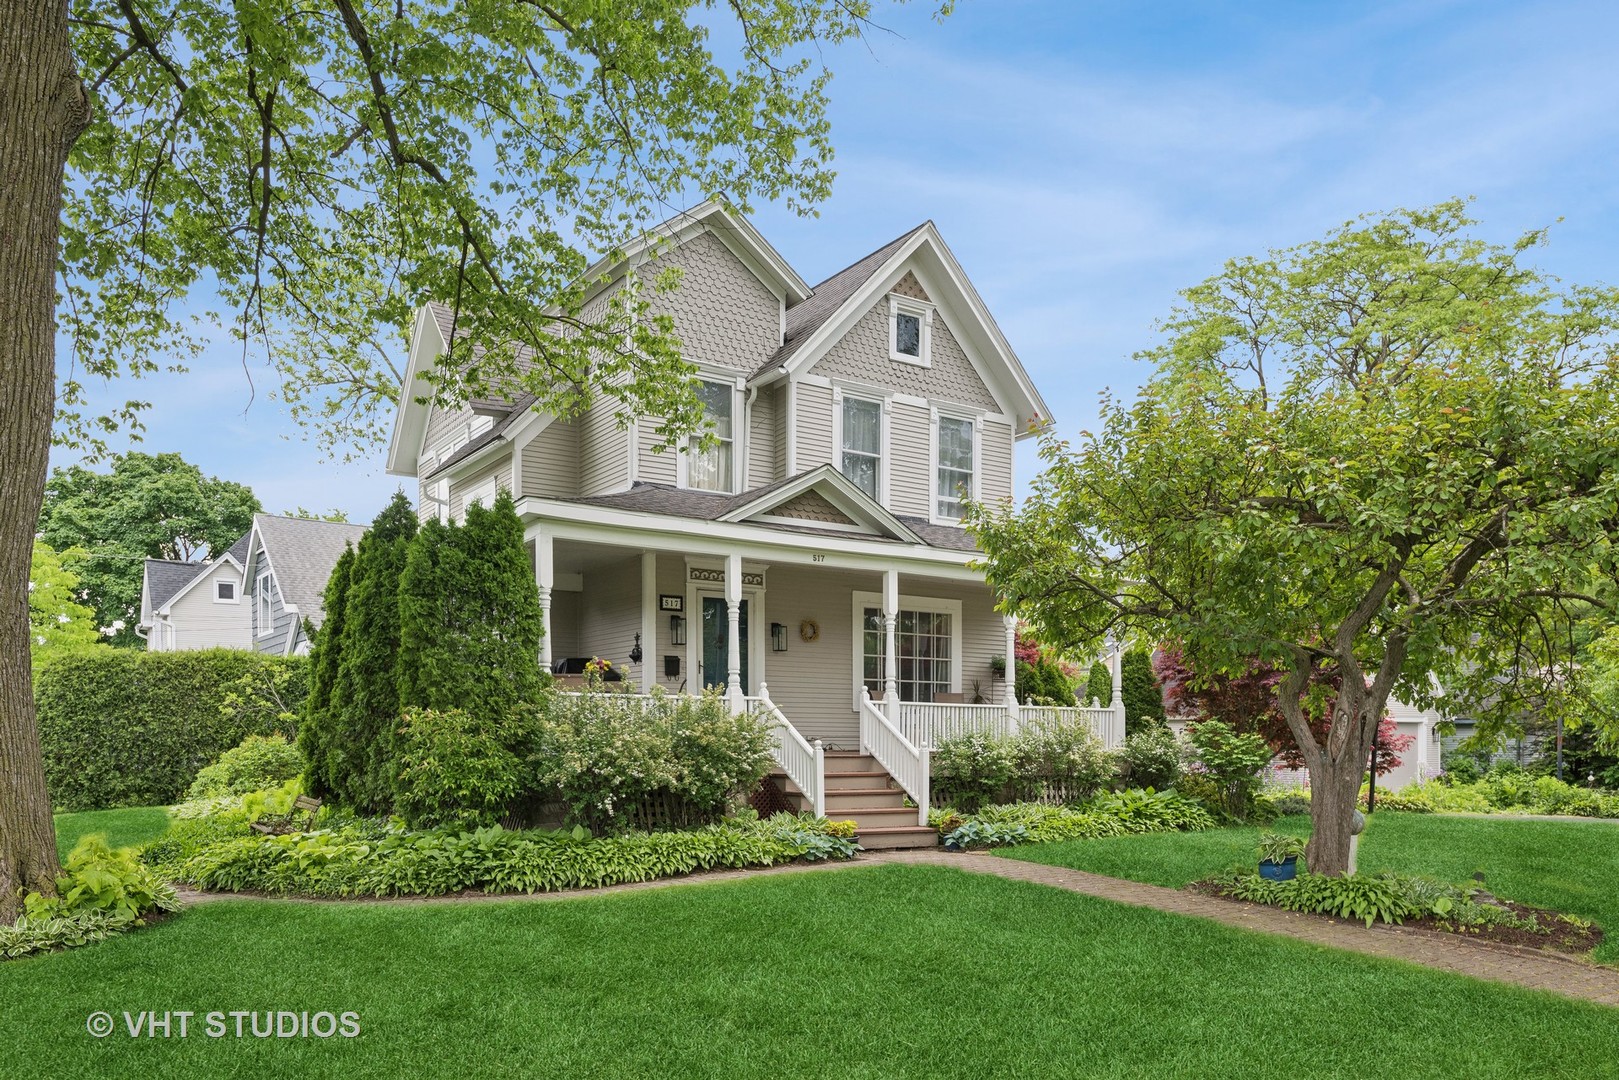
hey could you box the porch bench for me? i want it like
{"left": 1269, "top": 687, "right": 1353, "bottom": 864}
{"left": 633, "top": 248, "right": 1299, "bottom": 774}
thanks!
{"left": 250, "top": 794, "right": 322, "bottom": 836}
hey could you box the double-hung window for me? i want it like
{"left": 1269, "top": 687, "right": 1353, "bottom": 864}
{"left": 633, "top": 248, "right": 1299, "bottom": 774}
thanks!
{"left": 936, "top": 415, "right": 976, "bottom": 520}
{"left": 840, "top": 396, "right": 882, "bottom": 499}
{"left": 688, "top": 379, "right": 735, "bottom": 492}
{"left": 256, "top": 572, "right": 273, "bottom": 637}
{"left": 858, "top": 601, "right": 958, "bottom": 703}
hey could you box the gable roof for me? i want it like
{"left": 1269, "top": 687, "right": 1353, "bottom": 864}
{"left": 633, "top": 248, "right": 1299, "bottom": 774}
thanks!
{"left": 386, "top": 199, "right": 809, "bottom": 479}
{"left": 558, "top": 467, "right": 979, "bottom": 552}
{"left": 751, "top": 221, "right": 1052, "bottom": 434}
{"left": 246, "top": 515, "right": 369, "bottom": 627}
{"left": 144, "top": 559, "right": 205, "bottom": 614}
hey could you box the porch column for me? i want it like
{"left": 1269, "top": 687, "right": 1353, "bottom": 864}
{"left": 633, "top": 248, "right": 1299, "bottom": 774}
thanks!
{"left": 882, "top": 569, "right": 899, "bottom": 718}
{"left": 535, "top": 532, "right": 553, "bottom": 671}
{"left": 1001, "top": 612, "right": 1020, "bottom": 718}
{"left": 725, "top": 551, "right": 744, "bottom": 710}
{"left": 1110, "top": 641, "right": 1126, "bottom": 745}
{"left": 640, "top": 551, "right": 657, "bottom": 693}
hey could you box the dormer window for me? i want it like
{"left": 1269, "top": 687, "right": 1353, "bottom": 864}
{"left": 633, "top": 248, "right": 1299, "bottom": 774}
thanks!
{"left": 888, "top": 296, "right": 933, "bottom": 366}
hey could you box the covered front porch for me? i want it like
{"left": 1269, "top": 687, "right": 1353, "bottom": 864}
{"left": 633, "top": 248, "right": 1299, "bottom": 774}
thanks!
{"left": 524, "top": 506, "right": 1125, "bottom": 835}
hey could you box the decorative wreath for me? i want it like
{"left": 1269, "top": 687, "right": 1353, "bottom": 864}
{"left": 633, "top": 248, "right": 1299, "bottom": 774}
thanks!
{"left": 799, "top": 619, "right": 820, "bottom": 643}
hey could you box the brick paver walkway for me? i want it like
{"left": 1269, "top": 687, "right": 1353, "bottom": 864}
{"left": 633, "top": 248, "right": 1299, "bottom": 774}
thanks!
{"left": 881, "top": 849, "right": 1619, "bottom": 1007}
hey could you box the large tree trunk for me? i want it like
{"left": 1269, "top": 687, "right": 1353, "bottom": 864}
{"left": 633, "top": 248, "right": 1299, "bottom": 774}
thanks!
{"left": 0, "top": 0, "right": 89, "bottom": 924}
{"left": 1303, "top": 691, "right": 1387, "bottom": 876}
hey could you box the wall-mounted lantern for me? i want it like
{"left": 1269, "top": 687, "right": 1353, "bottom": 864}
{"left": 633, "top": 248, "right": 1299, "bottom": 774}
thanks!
{"left": 771, "top": 622, "right": 788, "bottom": 652}
{"left": 670, "top": 615, "right": 686, "bottom": 646}
{"left": 629, "top": 632, "right": 644, "bottom": 665}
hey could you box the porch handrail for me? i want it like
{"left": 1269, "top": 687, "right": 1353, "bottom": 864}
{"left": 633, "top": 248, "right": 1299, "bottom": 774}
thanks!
{"left": 747, "top": 686, "right": 825, "bottom": 818}
{"left": 896, "top": 702, "right": 1019, "bottom": 749}
{"left": 1020, "top": 704, "right": 1125, "bottom": 749}
{"left": 860, "top": 688, "right": 929, "bottom": 825}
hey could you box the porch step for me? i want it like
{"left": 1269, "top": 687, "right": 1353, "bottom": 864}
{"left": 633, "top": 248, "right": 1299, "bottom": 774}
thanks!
{"left": 822, "top": 787, "right": 906, "bottom": 813}
{"left": 855, "top": 826, "right": 942, "bottom": 851}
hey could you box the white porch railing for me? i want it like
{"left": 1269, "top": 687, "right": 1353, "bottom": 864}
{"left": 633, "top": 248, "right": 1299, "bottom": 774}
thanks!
{"left": 896, "top": 701, "right": 1124, "bottom": 750}
{"left": 747, "top": 686, "right": 825, "bottom": 817}
{"left": 860, "top": 689, "right": 929, "bottom": 825}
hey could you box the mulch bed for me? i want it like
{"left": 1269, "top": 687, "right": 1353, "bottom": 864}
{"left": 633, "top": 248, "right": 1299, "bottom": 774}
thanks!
{"left": 1188, "top": 880, "right": 1604, "bottom": 958}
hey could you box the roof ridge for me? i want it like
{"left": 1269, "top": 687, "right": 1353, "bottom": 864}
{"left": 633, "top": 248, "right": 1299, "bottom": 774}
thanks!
{"left": 802, "top": 222, "right": 929, "bottom": 293}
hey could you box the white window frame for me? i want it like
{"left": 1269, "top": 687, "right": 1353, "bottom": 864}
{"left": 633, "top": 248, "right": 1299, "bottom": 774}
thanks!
{"left": 888, "top": 295, "right": 934, "bottom": 366}
{"left": 214, "top": 578, "right": 240, "bottom": 604}
{"left": 850, "top": 591, "right": 964, "bottom": 709}
{"left": 831, "top": 386, "right": 889, "bottom": 504}
{"left": 678, "top": 374, "right": 743, "bottom": 495}
{"left": 431, "top": 478, "right": 451, "bottom": 525}
{"left": 930, "top": 407, "right": 981, "bottom": 524}
{"left": 256, "top": 571, "right": 274, "bottom": 638}
{"left": 458, "top": 477, "right": 499, "bottom": 524}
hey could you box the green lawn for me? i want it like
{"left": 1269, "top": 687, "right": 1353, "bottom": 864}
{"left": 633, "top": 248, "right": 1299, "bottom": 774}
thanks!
{"left": 53, "top": 806, "right": 171, "bottom": 861}
{"left": 1002, "top": 812, "right": 1619, "bottom": 963}
{"left": 2, "top": 864, "right": 1618, "bottom": 1078}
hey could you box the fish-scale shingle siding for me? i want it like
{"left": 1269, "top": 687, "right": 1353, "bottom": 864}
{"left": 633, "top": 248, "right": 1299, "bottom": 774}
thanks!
{"left": 808, "top": 291, "right": 1001, "bottom": 413}
{"left": 639, "top": 230, "right": 782, "bottom": 373}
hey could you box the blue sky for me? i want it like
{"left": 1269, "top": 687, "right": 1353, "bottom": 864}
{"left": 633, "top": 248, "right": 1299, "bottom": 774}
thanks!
{"left": 52, "top": 0, "right": 1619, "bottom": 521}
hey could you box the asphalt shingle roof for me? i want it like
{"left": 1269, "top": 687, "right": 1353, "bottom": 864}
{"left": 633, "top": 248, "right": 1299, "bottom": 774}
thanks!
{"left": 562, "top": 475, "right": 979, "bottom": 552}
{"left": 253, "top": 515, "right": 369, "bottom": 627}
{"left": 144, "top": 560, "right": 205, "bottom": 612}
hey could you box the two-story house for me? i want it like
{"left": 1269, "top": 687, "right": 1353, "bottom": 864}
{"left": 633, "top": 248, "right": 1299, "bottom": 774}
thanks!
{"left": 385, "top": 201, "right": 1124, "bottom": 844}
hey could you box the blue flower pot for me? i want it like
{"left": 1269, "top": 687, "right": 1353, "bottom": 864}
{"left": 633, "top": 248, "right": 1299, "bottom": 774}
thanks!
{"left": 1259, "top": 856, "right": 1298, "bottom": 882}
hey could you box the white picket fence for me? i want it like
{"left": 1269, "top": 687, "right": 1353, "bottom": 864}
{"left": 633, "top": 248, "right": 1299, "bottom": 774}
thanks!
{"left": 897, "top": 702, "right": 1123, "bottom": 750}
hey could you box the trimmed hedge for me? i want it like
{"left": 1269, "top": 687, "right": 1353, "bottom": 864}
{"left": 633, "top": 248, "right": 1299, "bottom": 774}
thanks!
{"left": 36, "top": 650, "right": 308, "bottom": 811}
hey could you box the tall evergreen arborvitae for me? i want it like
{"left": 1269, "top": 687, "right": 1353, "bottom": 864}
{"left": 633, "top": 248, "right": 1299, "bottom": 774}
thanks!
{"left": 397, "top": 491, "right": 542, "bottom": 720}
{"left": 1121, "top": 648, "right": 1166, "bottom": 734}
{"left": 297, "top": 542, "right": 354, "bottom": 798}
{"left": 1083, "top": 661, "right": 1111, "bottom": 707}
{"left": 327, "top": 492, "right": 418, "bottom": 812}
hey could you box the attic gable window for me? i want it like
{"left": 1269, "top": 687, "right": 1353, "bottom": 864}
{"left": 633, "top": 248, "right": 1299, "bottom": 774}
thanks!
{"left": 888, "top": 296, "right": 933, "bottom": 366}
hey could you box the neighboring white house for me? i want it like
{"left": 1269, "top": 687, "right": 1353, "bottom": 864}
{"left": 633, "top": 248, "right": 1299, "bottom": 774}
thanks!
{"left": 384, "top": 200, "right": 1124, "bottom": 847}
{"left": 242, "top": 515, "right": 369, "bottom": 656}
{"left": 139, "top": 534, "right": 253, "bottom": 651}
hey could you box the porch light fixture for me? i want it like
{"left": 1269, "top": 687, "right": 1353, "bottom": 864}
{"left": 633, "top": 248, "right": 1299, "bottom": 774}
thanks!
{"left": 771, "top": 622, "right": 788, "bottom": 652}
{"left": 629, "top": 632, "right": 644, "bottom": 665}
{"left": 670, "top": 615, "right": 686, "bottom": 646}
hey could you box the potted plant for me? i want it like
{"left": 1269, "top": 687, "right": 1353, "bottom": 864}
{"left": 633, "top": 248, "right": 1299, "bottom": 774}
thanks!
{"left": 1257, "top": 832, "right": 1306, "bottom": 881}
{"left": 990, "top": 654, "right": 1007, "bottom": 679}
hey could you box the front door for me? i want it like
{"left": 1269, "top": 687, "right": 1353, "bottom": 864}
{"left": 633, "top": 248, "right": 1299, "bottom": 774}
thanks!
{"left": 700, "top": 595, "right": 749, "bottom": 692}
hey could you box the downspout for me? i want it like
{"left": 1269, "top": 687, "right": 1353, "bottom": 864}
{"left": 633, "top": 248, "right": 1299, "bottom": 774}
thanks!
{"left": 743, "top": 383, "right": 759, "bottom": 488}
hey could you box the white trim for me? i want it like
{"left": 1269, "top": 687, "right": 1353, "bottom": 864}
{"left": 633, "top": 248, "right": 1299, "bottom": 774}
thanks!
{"left": 677, "top": 374, "right": 743, "bottom": 495}
{"left": 157, "top": 552, "right": 246, "bottom": 616}
{"left": 784, "top": 379, "right": 799, "bottom": 474}
{"left": 640, "top": 550, "right": 657, "bottom": 692}
{"left": 684, "top": 562, "right": 767, "bottom": 694}
{"left": 831, "top": 385, "right": 889, "bottom": 505}
{"left": 929, "top": 406, "right": 980, "bottom": 525}
{"left": 519, "top": 496, "right": 979, "bottom": 576}
{"left": 887, "top": 295, "right": 934, "bottom": 366}
{"left": 458, "top": 476, "right": 500, "bottom": 523}
{"left": 213, "top": 578, "right": 240, "bottom": 605}
{"left": 849, "top": 590, "right": 964, "bottom": 710}
{"left": 386, "top": 304, "right": 452, "bottom": 476}
{"left": 255, "top": 571, "right": 274, "bottom": 639}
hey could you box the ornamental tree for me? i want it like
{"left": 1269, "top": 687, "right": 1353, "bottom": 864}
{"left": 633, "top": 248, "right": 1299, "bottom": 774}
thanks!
{"left": 1, "top": 0, "right": 933, "bottom": 922}
{"left": 26, "top": 541, "right": 104, "bottom": 668}
{"left": 971, "top": 202, "right": 1619, "bottom": 875}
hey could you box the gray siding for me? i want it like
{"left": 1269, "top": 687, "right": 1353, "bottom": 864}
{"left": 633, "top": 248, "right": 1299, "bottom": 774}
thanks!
{"left": 250, "top": 569, "right": 299, "bottom": 656}
{"left": 639, "top": 229, "right": 782, "bottom": 373}
{"left": 808, "top": 294, "right": 1000, "bottom": 413}
{"left": 578, "top": 555, "right": 643, "bottom": 685}
{"left": 635, "top": 415, "right": 680, "bottom": 487}
{"left": 521, "top": 420, "right": 580, "bottom": 500}
{"left": 979, "top": 417, "right": 1014, "bottom": 507}
{"left": 757, "top": 565, "right": 1002, "bottom": 747}
{"left": 793, "top": 381, "right": 834, "bottom": 473}
{"left": 579, "top": 383, "right": 631, "bottom": 495}
{"left": 887, "top": 401, "right": 933, "bottom": 518}
{"left": 770, "top": 385, "right": 786, "bottom": 481}
{"left": 747, "top": 383, "right": 777, "bottom": 488}
{"left": 548, "top": 588, "right": 583, "bottom": 660}
{"left": 447, "top": 455, "right": 514, "bottom": 522}
{"left": 161, "top": 562, "right": 252, "bottom": 651}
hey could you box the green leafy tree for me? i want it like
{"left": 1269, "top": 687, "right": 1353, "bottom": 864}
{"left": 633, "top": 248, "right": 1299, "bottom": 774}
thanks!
{"left": 325, "top": 494, "right": 418, "bottom": 812}
{"left": 1, "top": 0, "right": 934, "bottom": 924}
{"left": 298, "top": 543, "right": 356, "bottom": 799}
{"left": 27, "top": 541, "right": 104, "bottom": 667}
{"left": 971, "top": 202, "right": 1619, "bottom": 875}
{"left": 397, "top": 492, "right": 543, "bottom": 720}
{"left": 38, "top": 452, "right": 260, "bottom": 645}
